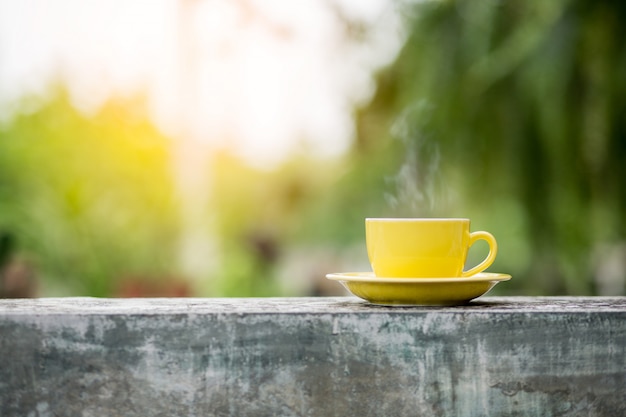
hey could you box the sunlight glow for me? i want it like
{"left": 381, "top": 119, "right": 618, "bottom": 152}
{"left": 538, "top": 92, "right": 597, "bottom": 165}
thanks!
{"left": 0, "top": 0, "right": 404, "bottom": 167}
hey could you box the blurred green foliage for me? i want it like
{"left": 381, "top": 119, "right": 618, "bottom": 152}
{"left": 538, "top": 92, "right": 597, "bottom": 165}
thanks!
{"left": 0, "top": 89, "right": 179, "bottom": 296}
{"left": 351, "top": 0, "right": 626, "bottom": 295}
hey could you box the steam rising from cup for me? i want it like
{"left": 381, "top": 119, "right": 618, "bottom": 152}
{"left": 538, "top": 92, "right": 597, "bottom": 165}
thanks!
{"left": 385, "top": 101, "right": 449, "bottom": 217}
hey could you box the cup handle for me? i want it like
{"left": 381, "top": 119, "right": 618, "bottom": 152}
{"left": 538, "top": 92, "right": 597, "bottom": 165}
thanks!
{"left": 461, "top": 231, "right": 498, "bottom": 277}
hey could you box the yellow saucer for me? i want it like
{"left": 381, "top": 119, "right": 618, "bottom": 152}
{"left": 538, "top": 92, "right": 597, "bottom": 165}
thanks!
{"left": 325, "top": 272, "right": 511, "bottom": 306}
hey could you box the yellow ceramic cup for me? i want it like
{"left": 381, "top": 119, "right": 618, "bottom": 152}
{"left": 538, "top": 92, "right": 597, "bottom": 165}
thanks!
{"left": 366, "top": 218, "right": 497, "bottom": 278}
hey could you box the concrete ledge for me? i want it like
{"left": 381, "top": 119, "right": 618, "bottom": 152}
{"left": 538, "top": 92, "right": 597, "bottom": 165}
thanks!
{"left": 1, "top": 297, "right": 625, "bottom": 416}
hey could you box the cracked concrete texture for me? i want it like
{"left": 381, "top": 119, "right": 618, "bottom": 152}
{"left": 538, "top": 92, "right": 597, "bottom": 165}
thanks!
{"left": 1, "top": 297, "right": 625, "bottom": 416}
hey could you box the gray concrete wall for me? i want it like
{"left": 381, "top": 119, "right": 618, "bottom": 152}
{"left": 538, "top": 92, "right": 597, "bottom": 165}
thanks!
{"left": 1, "top": 297, "right": 625, "bottom": 417}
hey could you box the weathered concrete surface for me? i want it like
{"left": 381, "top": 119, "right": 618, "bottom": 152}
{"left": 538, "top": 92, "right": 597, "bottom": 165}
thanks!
{"left": 1, "top": 297, "right": 625, "bottom": 417}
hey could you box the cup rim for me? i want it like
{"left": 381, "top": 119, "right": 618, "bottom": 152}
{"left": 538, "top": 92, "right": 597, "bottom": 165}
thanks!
{"left": 366, "top": 218, "right": 470, "bottom": 222}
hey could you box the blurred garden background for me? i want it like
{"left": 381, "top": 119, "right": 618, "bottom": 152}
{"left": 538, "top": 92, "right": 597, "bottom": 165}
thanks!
{"left": 0, "top": 0, "right": 625, "bottom": 298}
